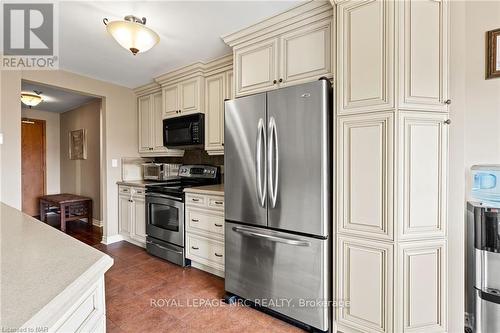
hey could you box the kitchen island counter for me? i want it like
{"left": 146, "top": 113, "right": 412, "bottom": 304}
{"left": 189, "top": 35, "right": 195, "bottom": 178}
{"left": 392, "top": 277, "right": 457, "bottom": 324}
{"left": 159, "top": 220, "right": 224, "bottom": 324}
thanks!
{"left": 0, "top": 202, "right": 113, "bottom": 331}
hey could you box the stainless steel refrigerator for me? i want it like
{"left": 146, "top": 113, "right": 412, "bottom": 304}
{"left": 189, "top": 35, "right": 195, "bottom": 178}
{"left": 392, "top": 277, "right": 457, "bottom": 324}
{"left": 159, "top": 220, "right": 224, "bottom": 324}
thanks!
{"left": 224, "top": 79, "right": 332, "bottom": 332}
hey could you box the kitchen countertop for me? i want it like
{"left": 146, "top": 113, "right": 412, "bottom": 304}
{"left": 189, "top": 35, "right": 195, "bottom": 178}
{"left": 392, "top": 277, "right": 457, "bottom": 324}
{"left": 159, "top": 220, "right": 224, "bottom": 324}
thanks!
{"left": 0, "top": 202, "right": 113, "bottom": 329}
{"left": 184, "top": 184, "right": 224, "bottom": 196}
{"left": 116, "top": 180, "right": 159, "bottom": 187}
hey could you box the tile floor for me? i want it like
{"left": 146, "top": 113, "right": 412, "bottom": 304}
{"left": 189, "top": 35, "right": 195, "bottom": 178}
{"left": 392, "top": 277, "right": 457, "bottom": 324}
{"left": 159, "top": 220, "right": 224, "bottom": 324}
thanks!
{"left": 44, "top": 218, "right": 306, "bottom": 333}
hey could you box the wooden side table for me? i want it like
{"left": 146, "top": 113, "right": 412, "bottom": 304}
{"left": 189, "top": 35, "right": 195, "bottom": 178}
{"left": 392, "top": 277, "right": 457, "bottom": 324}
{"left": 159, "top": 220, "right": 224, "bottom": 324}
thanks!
{"left": 39, "top": 194, "right": 93, "bottom": 232}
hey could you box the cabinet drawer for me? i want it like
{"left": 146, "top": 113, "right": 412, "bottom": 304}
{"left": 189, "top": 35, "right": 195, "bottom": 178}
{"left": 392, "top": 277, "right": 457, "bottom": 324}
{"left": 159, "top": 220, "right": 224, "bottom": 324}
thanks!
{"left": 131, "top": 187, "right": 145, "bottom": 197}
{"left": 186, "top": 194, "right": 206, "bottom": 207}
{"left": 207, "top": 196, "right": 224, "bottom": 210}
{"left": 186, "top": 234, "right": 224, "bottom": 268}
{"left": 119, "top": 186, "right": 131, "bottom": 195}
{"left": 187, "top": 208, "right": 224, "bottom": 237}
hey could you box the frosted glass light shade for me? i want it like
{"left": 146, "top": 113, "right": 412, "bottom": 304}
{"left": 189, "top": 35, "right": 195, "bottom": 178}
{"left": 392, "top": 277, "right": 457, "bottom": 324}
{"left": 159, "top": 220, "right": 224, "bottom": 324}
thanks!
{"left": 21, "top": 93, "right": 43, "bottom": 107}
{"left": 106, "top": 20, "right": 159, "bottom": 55}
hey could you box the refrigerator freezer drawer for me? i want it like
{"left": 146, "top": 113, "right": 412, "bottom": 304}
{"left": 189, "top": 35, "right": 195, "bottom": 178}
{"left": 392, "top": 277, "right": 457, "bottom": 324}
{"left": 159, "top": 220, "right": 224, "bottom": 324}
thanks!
{"left": 224, "top": 222, "right": 329, "bottom": 331}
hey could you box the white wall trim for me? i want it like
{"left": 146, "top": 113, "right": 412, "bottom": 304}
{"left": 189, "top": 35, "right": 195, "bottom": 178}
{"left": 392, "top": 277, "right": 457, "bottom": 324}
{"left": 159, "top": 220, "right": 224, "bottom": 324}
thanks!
{"left": 101, "top": 234, "right": 125, "bottom": 245}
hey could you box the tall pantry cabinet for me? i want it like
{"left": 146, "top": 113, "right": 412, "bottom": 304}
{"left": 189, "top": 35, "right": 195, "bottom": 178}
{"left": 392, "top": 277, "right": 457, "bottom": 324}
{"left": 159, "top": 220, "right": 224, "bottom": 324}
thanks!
{"left": 334, "top": 0, "right": 449, "bottom": 332}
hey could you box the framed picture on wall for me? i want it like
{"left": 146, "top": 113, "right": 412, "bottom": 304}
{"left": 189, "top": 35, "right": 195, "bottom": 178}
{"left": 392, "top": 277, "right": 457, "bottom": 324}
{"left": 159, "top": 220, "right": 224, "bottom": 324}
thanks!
{"left": 486, "top": 28, "right": 500, "bottom": 79}
{"left": 69, "top": 129, "right": 87, "bottom": 160}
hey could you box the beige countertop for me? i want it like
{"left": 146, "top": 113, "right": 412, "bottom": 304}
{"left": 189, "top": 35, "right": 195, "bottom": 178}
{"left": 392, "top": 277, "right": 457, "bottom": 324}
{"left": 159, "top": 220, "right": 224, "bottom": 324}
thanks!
{"left": 0, "top": 203, "right": 113, "bottom": 329}
{"left": 184, "top": 184, "right": 224, "bottom": 196}
{"left": 116, "top": 180, "right": 159, "bottom": 187}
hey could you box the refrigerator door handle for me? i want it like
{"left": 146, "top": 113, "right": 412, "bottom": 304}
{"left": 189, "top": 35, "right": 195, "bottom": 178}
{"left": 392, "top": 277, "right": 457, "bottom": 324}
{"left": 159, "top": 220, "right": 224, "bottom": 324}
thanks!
{"left": 268, "top": 117, "right": 279, "bottom": 208}
{"left": 256, "top": 118, "right": 266, "bottom": 207}
{"left": 232, "top": 226, "right": 310, "bottom": 247}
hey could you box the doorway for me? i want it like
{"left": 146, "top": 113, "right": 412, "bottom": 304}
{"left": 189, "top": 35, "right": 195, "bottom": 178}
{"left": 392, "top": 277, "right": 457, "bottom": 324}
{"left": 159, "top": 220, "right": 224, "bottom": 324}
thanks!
{"left": 21, "top": 118, "right": 46, "bottom": 216}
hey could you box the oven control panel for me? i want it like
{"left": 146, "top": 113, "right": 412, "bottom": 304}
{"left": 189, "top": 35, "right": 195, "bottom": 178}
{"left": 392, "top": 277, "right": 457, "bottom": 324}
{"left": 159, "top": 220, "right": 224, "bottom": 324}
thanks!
{"left": 179, "top": 165, "right": 219, "bottom": 179}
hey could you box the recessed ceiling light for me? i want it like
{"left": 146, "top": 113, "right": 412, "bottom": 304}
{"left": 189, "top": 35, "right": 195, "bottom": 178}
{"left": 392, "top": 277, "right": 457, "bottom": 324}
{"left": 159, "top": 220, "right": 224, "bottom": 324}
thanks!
{"left": 103, "top": 15, "right": 160, "bottom": 55}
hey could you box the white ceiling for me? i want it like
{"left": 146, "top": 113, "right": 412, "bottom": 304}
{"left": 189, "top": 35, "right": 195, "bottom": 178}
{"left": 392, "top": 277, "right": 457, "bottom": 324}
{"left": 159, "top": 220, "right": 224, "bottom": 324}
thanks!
{"left": 59, "top": 1, "right": 304, "bottom": 89}
{"left": 22, "top": 81, "right": 98, "bottom": 113}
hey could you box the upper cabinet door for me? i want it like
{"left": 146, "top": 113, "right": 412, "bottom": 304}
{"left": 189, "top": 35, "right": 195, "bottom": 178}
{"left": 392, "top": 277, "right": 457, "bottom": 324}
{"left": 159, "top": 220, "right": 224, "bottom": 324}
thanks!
{"left": 180, "top": 77, "right": 202, "bottom": 114}
{"left": 138, "top": 95, "right": 152, "bottom": 153}
{"left": 279, "top": 18, "right": 333, "bottom": 87}
{"left": 337, "top": 0, "right": 394, "bottom": 115}
{"left": 225, "top": 70, "right": 234, "bottom": 101}
{"left": 205, "top": 73, "right": 225, "bottom": 153}
{"left": 163, "top": 84, "right": 179, "bottom": 119}
{"left": 399, "top": 0, "right": 449, "bottom": 112}
{"left": 234, "top": 38, "right": 279, "bottom": 97}
{"left": 152, "top": 92, "right": 167, "bottom": 152}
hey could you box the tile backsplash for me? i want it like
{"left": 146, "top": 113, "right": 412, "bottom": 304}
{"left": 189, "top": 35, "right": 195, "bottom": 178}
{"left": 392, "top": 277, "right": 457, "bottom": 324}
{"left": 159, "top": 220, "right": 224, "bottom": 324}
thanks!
{"left": 155, "top": 150, "right": 223, "bottom": 167}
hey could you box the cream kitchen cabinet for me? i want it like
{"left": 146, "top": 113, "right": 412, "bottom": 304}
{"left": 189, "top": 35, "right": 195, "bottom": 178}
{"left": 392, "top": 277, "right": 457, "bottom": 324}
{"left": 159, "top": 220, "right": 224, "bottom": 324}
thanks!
{"left": 397, "top": 112, "right": 448, "bottom": 240}
{"left": 185, "top": 190, "right": 224, "bottom": 277}
{"left": 337, "top": 235, "right": 394, "bottom": 333}
{"left": 336, "top": 0, "right": 395, "bottom": 115}
{"left": 118, "top": 185, "right": 147, "bottom": 247}
{"left": 163, "top": 77, "right": 204, "bottom": 119}
{"left": 224, "top": 1, "right": 333, "bottom": 97}
{"left": 138, "top": 91, "right": 183, "bottom": 157}
{"left": 205, "top": 69, "right": 233, "bottom": 155}
{"left": 396, "top": 239, "right": 447, "bottom": 332}
{"left": 337, "top": 112, "right": 394, "bottom": 241}
{"left": 399, "top": 0, "right": 449, "bottom": 112}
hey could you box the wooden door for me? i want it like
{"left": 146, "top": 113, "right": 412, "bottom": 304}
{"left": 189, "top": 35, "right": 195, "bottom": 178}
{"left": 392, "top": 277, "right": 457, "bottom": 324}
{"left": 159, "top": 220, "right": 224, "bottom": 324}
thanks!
{"left": 138, "top": 95, "right": 152, "bottom": 153}
{"left": 21, "top": 118, "right": 46, "bottom": 216}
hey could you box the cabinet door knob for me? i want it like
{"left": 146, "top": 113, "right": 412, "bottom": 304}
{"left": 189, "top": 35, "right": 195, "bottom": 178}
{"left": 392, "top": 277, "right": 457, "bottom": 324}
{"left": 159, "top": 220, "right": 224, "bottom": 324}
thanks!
{"left": 214, "top": 253, "right": 223, "bottom": 257}
{"left": 444, "top": 119, "right": 451, "bottom": 125}
{"left": 444, "top": 99, "right": 452, "bottom": 105}
{"left": 273, "top": 79, "right": 277, "bottom": 84}
{"left": 214, "top": 223, "right": 223, "bottom": 227}
{"left": 279, "top": 78, "right": 283, "bottom": 83}
{"left": 191, "top": 246, "right": 199, "bottom": 250}
{"left": 191, "top": 219, "right": 199, "bottom": 222}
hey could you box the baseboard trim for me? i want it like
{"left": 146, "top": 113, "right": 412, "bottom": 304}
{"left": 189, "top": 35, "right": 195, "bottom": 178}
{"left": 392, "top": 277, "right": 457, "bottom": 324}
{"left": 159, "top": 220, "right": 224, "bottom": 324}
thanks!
{"left": 101, "top": 234, "right": 125, "bottom": 245}
{"left": 191, "top": 261, "right": 225, "bottom": 278}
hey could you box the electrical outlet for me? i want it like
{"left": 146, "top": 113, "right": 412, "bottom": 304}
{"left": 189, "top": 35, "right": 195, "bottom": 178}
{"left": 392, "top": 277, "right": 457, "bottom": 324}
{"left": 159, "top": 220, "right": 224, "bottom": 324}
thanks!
{"left": 111, "top": 159, "right": 118, "bottom": 168}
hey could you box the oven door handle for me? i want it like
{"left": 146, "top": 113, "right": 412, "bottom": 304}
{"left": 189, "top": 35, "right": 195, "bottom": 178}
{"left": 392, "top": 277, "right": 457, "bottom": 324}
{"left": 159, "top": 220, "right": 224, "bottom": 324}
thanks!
{"left": 146, "top": 240, "right": 183, "bottom": 255}
{"left": 232, "top": 226, "right": 310, "bottom": 247}
{"left": 145, "top": 192, "right": 183, "bottom": 202}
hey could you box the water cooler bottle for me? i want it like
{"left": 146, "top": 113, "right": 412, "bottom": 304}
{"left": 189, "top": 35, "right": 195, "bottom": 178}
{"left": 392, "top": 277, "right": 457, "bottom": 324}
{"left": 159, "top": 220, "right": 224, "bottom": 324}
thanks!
{"left": 466, "top": 165, "right": 500, "bottom": 332}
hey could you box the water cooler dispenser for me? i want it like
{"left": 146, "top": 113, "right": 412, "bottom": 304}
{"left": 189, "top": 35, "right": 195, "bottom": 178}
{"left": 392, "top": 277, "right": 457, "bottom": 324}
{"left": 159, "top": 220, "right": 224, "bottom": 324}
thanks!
{"left": 466, "top": 165, "right": 500, "bottom": 332}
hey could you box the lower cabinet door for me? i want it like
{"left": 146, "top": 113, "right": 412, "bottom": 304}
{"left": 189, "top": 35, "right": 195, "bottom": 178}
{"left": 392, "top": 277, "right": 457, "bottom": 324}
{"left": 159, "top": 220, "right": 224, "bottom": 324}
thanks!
{"left": 337, "top": 235, "right": 393, "bottom": 333}
{"left": 118, "top": 195, "right": 131, "bottom": 235}
{"left": 132, "top": 196, "right": 146, "bottom": 243}
{"left": 396, "top": 240, "right": 447, "bottom": 333}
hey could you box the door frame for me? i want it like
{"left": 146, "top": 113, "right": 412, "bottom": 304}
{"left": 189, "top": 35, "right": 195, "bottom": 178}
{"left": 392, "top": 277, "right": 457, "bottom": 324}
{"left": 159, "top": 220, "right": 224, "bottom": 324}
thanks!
{"left": 21, "top": 117, "right": 47, "bottom": 214}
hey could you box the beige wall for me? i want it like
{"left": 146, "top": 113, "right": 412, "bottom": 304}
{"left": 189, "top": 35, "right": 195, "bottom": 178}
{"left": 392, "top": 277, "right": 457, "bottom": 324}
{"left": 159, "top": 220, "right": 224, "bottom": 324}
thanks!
{"left": 60, "top": 100, "right": 101, "bottom": 221}
{"left": 21, "top": 108, "right": 61, "bottom": 195}
{"left": 0, "top": 70, "right": 138, "bottom": 242}
{"left": 449, "top": 1, "right": 500, "bottom": 331}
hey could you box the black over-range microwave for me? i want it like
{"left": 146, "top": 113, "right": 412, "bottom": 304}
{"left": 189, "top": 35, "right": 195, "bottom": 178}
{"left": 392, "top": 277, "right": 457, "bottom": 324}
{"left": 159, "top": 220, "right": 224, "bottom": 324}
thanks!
{"left": 163, "top": 113, "right": 204, "bottom": 149}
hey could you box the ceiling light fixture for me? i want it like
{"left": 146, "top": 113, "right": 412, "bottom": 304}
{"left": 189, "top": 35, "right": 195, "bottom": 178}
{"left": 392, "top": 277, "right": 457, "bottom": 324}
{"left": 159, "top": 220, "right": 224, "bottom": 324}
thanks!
{"left": 21, "top": 90, "right": 43, "bottom": 108}
{"left": 103, "top": 15, "right": 160, "bottom": 55}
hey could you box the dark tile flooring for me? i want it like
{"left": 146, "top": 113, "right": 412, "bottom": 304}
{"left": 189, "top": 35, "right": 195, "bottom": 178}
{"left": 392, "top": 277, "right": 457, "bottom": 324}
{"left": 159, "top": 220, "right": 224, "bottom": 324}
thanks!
{"left": 43, "top": 217, "right": 305, "bottom": 333}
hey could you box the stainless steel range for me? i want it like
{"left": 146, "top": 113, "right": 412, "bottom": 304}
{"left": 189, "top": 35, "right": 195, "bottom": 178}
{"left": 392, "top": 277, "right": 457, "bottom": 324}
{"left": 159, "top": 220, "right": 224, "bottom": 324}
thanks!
{"left": 145, "top": 165, "right": 220, "bottom": 266}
